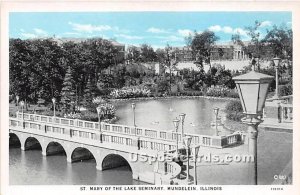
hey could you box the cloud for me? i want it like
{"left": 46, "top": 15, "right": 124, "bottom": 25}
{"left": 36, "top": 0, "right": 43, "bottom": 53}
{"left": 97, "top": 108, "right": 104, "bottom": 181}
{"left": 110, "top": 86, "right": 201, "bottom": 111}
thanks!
{"left": 208, "top": 25, "right": 248, "bottom": 37}
{"left": 69, "top": 22, "right": 112, "bottom": 33}
{"left": 155, "top": 35, "right": 183, "bottom": 43}
{"left": 34, "top": 28, "right": 48, "bottom": 36}
{"left": 115, "top": 34, "right": 143, "bottom": 40}
{"left": 151, "top": 45, "right": 166, "bottom": 50}
{"left": 20, "top": 33, "right": 37, "bottom": 39}
{"left": 208, "top": 25, "right": 222, "bottom": 32}
{"left": 260, "top": 20, "right": 272, "bottom": 28}
{"left": 147, "top": 27, "right": 169, "bottom": 34}
{"left": 177, "top": 29, "right": 193, "bottom": 37}
{"left": 223, "top": 26, "right": 233, "bottom": 33}
{"left": 63, "top": 32, "right": 81, "bottom": 36}
{"left": 232, "top": 28, "right": 248, "bottom": 37}
{"left": 20, "top": 28, "right": 48, "bottom": 39}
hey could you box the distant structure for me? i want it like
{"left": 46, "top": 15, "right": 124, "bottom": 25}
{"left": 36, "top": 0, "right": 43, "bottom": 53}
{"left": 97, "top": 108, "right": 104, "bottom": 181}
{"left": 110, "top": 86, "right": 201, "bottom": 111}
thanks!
{"left": 155, "top": 63, "right": 165, "bottom": 75}
{"left": 171, "top": 41, "right": 251, "bottom": 62}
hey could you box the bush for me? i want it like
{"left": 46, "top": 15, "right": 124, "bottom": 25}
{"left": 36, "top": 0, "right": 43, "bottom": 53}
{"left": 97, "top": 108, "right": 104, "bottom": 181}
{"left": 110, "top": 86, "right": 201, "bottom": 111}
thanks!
{"left": 80, "top": 111, "right": 99, "bottom": 122}
{"left": 279, "top": 84, "right": 293, "bottom": 96}
{"left": 110, "top": 85, "right": 151, "bottom": 99}
{"left": 180, "top": 90, "right": 204, "bottom": 96}
{"left": 206, "top": 86, "right": 239, "bottom": 98}
{"left": 225, "top": 100, "right": 245, "bottom": 121}
{"left": 37, "top": 110, "right": 64, "bottom": 117}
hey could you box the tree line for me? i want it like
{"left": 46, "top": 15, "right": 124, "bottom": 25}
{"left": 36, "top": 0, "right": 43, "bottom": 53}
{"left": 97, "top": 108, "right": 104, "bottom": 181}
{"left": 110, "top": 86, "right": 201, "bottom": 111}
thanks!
{"left": 9, "top": 21, "right": 293, "bottom": 113}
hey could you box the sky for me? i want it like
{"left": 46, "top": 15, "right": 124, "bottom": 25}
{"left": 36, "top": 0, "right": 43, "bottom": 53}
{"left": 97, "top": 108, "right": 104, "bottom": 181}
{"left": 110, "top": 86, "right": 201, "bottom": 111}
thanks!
{"left": 9, "top": 12, "right": 291, "bottom": 48}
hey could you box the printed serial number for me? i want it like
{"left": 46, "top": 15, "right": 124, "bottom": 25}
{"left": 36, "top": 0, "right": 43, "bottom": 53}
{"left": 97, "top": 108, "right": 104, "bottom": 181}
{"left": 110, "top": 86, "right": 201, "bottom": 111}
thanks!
{"left": 271, "top": 187, "right": 283, "bottom": 191}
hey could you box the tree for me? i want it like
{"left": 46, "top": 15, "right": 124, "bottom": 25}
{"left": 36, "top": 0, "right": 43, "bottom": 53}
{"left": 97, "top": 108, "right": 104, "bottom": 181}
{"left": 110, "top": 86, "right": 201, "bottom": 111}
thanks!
{"left": 127, "top": 46, "right": 142, "bottom": 63}
{"left": 231, "top": 33, "right": 245, "bottom": 47}
{"left": 187, "top": 30, "right": 219, "bottom": 70}
{"left": 82, "top": 77, "right": 97, "bottom": 111}
{"left": 156, "top": 44, "right": 178, "bottom": 93}
{"left": 245, "top": 21, "right": 264, "bottom": 60}
{"left": 80, "top": 38, "right": 119, "bottom": 83}
{"left": 9, "top": 38, "right": 65, "bottom": 107}
{"left": 9, "top": 39, "right": 34, "bottom": 109}
{"left": 140, "top": 44, "right": 157, "bottom": 62}
{"left": 60, "top": 66, "right": 76, "bottom": 113}
{"left": 26, "top": 38, "right": 64, "bottom": 103}
{"left": 262, "top": 25, "right": 292, "bottom": 60}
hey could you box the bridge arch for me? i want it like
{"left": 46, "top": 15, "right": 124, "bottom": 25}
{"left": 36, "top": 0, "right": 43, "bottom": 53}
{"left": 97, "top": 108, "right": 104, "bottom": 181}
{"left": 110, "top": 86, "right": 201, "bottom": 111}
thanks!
{"left": 102, "top": 153, "right": 132, "bottom": 172}
{"left": 46, "top": 141, "right": 67, "bottom": 156}
{"left": 71, "top": 147, "right": 97, "bottom": 164}
{"left": 9, "top": 133, "right": 21, "bottom": 148}
{"left": 24, "top": 137, "right": 43, "bottom": 151}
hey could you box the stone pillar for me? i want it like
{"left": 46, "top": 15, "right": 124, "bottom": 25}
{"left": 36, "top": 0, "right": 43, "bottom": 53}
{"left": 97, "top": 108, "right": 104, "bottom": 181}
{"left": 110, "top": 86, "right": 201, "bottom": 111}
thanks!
{"left": 96, "top": 165, "right": 103, "bottom": 171}
{"left": 42, "top": 150, "right": 47, "bottom": 156}
{"left": 67, "top": 156, "right": 72, "bottom": 163}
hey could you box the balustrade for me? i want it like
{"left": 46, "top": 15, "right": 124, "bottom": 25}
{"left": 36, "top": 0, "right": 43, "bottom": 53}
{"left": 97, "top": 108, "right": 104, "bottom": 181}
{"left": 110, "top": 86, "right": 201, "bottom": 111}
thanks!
{"left": 10, "top": 113, "right": 241, "bottom": 149}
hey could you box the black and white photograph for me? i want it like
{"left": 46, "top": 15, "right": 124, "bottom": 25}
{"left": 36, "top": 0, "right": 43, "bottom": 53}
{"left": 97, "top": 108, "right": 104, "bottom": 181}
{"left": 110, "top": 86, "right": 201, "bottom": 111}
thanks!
{"left": 1, "top": 1, "right": 299, "bottom": 195}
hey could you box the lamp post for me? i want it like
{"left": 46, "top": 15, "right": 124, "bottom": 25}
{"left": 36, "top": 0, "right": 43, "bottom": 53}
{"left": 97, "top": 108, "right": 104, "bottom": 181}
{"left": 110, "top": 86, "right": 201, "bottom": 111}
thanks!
{"left": 131, "top": 103, "right": 136, "bottom": 130}
{"left": 96, "top": 106, "right": 102, "bottom": 143}
{"left": 16, "top": 95, "right": 19, "bottom": 111}
{"left": 193, "top": 145, "right": 200, "bottom": 185}
{"left": 233, "top": 70, "right": 273, "bottom": 185}
{"left": 132, "top": 103, "right": 140, "bottom": 149}
{"left": 213, "top": 107, "right": 219, "bottom": 136}
{"left": 52, "top": 98, "right": 56, "bottom": 117}
{"left": 255, "top": 57, "right": 260, "bottom": 71}
{"left": 20, "top": 101, "right": 25, "bottom": 129}
{"left": 183, "top": 136, "right": 192, "bottom": 184}
{"left": 173, "top": 118, "right": 180, "bottom": 155}
{"left": 273, "top": 57, "right": 281, "bottom": 99}
{"left": 179, "top": 113, "right": 186, "bottom": 141}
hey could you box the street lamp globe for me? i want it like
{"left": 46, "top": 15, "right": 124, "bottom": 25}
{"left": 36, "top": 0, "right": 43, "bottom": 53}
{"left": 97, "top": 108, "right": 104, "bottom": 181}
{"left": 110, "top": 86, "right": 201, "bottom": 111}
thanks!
{"left": 52, "top": 98, "right": 56, "bottom": 104}
{"left": 273, "top": 57, "right": 281, "bottom": 68}
{"left": 233, "top": 71, "right": 274, "bottom": 117}
{"left": 213, "top": 107, "right": 219, "bottom": 116}
{"left": 179, "top": 113, "right": 186, "bottom": 122}
{"left": 183, "top": 136, "right": 192, "bottom": 148}
{"left": 20, "top": 100, "right": 24, "bottom": 107}
{"left": 131, "top": 103, "right": 136, "bottom": 110}
{"left": 194, "top": 145, "right": 200, "bottom": 157}
{"left": 173, "top": 118, "right": 180, "bottom": 130}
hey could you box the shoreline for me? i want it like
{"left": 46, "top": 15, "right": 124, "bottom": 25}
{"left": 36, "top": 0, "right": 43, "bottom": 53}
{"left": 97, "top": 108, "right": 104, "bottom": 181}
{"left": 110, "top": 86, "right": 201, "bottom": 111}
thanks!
{"left": 108, "top": 95, "right": 238, "bottom": 103}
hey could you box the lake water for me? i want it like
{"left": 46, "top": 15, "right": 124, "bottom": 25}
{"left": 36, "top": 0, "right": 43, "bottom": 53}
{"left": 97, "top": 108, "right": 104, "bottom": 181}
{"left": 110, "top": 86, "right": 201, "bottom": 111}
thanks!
{"left": 9, "top": 97, "right": 229, "bottom": 185}
{"left": 114, "top": 97, "right": 228, "bottom": 135}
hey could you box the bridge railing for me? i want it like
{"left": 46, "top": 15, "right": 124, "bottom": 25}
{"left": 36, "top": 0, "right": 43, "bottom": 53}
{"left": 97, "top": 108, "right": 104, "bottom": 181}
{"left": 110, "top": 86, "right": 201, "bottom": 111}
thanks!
{"left": 10, "top": 116, "right": 179, "bottom": 154}
{"left": 14, "top": 112, "right": 241, "bottom": 148}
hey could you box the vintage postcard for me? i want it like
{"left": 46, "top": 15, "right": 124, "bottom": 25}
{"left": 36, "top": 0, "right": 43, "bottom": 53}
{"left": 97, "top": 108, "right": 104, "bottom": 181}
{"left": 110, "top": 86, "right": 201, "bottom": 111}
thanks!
{"left": 1, "top": 1, "right": 299, "bottom": 195}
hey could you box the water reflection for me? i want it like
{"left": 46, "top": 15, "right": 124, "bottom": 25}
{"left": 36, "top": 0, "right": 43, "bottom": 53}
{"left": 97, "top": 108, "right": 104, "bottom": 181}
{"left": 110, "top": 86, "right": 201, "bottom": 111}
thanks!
{"left": 114, "top": 98, "right": 227, "bottom": 135}
{"left": 9, "top": 148, "right": 146, "bottom": 185}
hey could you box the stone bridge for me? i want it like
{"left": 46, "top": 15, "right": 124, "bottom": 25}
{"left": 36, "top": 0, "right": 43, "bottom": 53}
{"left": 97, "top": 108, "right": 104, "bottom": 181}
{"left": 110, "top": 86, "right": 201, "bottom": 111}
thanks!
{"left": 9, "top": 112, "right": 242, "bottom": 184}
